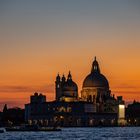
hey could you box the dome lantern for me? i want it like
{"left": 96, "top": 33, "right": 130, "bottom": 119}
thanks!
{"left": 67, "top": 71, "right": 72, "bottom": 80}
{"left": 91, "top": 56, "right": 100, "bottom": 73}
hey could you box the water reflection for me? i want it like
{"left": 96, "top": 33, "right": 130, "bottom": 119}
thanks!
{"left": 1, "top": 127, "right": 140, "bottom": 140}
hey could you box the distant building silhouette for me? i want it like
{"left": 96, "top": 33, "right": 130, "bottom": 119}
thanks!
{"left": 126, "top": 100, "right": 140, "bottom": 126}
{"left": 3, "top": 104, "right": 8, "bottom": 113}
{"left": 25, "top": 57, "right": 126, "bottom": 126}
{"left": 0, "top": 105, "right": 24, "bottom": 126}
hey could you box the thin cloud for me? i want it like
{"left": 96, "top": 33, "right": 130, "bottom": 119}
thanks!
{"left": 0, "top": 84, "right": 54, "bottom": 93}
{"left": 112, "top": 90, "right": 140, "bottom": 95}
{"left": 111, "top": 84, "right": 140, "bottom": 89}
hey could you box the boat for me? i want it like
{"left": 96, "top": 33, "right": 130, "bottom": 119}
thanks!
{"left": 5, "top": 125, "right": 61, "bottom": 132}
{"left": 0, "top": 128, "right": 6, "bottom": 133}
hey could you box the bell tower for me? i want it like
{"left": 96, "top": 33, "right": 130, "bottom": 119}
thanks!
{"left": 55, "top": 74, "right": 62, "bottom": 100}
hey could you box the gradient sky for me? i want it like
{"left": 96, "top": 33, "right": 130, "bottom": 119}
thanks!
{"left": 0, "top": 0, "right": 140, "bottom": 110}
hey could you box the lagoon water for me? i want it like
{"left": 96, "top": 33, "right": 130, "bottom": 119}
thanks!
{"left": 1, "top": 127, "right": 140, "bottom": 140}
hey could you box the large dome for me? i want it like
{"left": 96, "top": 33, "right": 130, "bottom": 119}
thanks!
{"left": 63, "top": 80, "right": 78, "bottom": 91}
{"left": 83, "top": 57, "right": 109, "bottom": 89}
{"left": 83, "top": 73, "right": 109, "bottom": 88}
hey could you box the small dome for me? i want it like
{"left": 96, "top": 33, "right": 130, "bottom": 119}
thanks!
{"left": 63, "top": 80, "right": 78, "bottom": 91}
{"left": 62, "top": 71, "right": 78, "bottom": 98}
{"left": 62, "top": 74, "right": 66, "bottom": 82}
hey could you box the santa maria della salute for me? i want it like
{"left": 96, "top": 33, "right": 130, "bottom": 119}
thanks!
{"left": 25, "top": 57, "right": 126, "bottom": 127}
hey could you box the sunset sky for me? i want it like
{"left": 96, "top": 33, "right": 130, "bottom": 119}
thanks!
{"left": 0, "top": 0, "right": 140, "bottom": 110}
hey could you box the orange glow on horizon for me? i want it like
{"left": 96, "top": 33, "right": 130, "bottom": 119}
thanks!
{"left": 0, "top": 49, "right": 140, "bottom": 110}
{"left": 1, "top": 1, "right": 140, "bottom": 111}
{"left": 0, "top": 65, "right": 140, "bottom": 111}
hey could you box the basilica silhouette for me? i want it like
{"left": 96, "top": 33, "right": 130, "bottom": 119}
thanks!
{"left": 25, "top": 57, "right": 125, "bottom": 126}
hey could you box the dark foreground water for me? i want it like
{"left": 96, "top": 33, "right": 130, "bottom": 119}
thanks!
{"left": 1, "top": 127, "right": 140, "bottom": 140}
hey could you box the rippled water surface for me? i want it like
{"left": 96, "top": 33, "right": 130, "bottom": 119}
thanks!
{"left": 0, "top": 127, "right": 140, "bottom": 140}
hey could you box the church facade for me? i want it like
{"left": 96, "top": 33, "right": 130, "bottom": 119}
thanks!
{"left": 25, "top": 57, "right": 125, "bottom": 126}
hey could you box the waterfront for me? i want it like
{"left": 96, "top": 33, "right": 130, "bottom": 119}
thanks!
{"left": 0, "top": 127, "right": 140, "bottom": 140}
